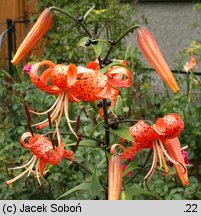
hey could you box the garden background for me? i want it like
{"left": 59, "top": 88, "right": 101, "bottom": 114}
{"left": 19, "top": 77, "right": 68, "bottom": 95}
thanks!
{"left": 0, "top": 0, "right": 201, "bottom": 200}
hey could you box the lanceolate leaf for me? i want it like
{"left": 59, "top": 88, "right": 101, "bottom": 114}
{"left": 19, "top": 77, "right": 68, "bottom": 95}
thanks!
{"left": 83, "top": 5, "right": 95, "bottom": 20}
{"left": 57, "top": 183, "right": 90, "bottom": 200}
{"left": 110, "top": 126, "right": 134, "bottom": 142}
{"left": 114, "top": 95, "right": 124, "bottom": 118}
{"left": 77, "top": 37, "right": 89, "bottom": 47}
{"left": 100, "top": 61, "right": 133, "bottom": 74}
{"left": 92, "top": 42, "right": 103, "bottom": 58}
{"left": 123, "top": 161, "right": 139, "bottom": 177}
{"left": 67, "top": 139, "right": 97, "bottom": 148}
{"left": 125, "top": 185, "right": 162, "bottom": 200}
{"left": 89, "top": 166, "right": 102, "bottom": 199}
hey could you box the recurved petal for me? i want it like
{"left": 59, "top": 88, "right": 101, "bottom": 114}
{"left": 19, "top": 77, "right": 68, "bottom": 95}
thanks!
{"left": 129, "top": 121, "right": 159, "bottom": 148}
{"left": 155, "top": 113, "right": 184, "bottom": 138}
{"left": 29, "top": 60, "right": 61, "bottom": 94}
{"left": 50, "top": 63, "right": 77, "bottom": 89}
{"left": 163, "top": 137, "right": 189, "bottom": 186}
{"left": 106, "top": 62, "right": 132, "bottom": 88}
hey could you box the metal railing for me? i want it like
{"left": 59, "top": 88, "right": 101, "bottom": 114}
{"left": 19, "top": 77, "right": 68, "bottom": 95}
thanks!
{"left": 0, "top": 19, "right": 29, "bottom": 75}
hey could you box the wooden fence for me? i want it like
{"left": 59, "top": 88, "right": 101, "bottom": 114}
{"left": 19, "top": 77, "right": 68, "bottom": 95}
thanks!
{"left": 0, "top": 0, "right": 38, "bottom": 70}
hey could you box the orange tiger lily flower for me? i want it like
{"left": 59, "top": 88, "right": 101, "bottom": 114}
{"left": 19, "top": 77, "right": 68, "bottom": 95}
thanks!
{"left": 28, "top": 60, "right": 113, "bottom": 137}
{"left": 6, "top": 124, "right": 74, "bottom": 185}
{"left": 69, "top": 60, "right": 131, "bottom": 103}
{"left": 137, "top": 27, "right": 179, "bottom": 93}
{"left": 69, "top": 62, "right": 112, "bottom": 102}
{"left": 28, "top": 60, "right": 79, "bottom": 137}
{"left": 184, "top": 56, "right": 197, "bottom": 73}
{"left": 121, "top": 113, "right": 189, "bottom": 186}
{"left": 28, "top": 59, "right": 132, "bottom": 137}
{"left": 11, "top": 8, "right": 54, "bottom": 64}
{"left": 105, "top": 60, "right": 132, "bottom": 88}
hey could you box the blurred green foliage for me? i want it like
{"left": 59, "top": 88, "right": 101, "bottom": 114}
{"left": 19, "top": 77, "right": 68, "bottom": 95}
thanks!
{"left": 0, "top": 0, "right": 201, "bottom": 200}
{"left": 32, "top": 0, "right": 144, "bottom": 64}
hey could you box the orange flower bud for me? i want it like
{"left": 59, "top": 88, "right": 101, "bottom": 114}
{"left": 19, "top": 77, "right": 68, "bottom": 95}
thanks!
{"left": 11, "top": 8, "right": 54, "bottom": 64}
{"left": 108, "top": 144, "right": 124, "bottom": 200}
{"left": 108, "top": 154, "right": 123, "bottom": 200}
{"left": 137, "top": 27, "right": 179, "bottom": 93}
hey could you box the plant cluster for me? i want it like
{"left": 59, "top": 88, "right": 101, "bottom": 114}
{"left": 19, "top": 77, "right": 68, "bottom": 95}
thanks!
{"left": 0, "top": 1, "right": 200, "bottom": 200}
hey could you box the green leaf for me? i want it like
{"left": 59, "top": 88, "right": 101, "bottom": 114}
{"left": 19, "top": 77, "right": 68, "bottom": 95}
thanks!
{"left": 89, "top": 166, "right": 102, "bottom": 199}
{"left": 77, "top": 37, "right": 89, "bottom": 47}
{"left": 67, "top": 139, "right": 97, "bottom": 148}
{"left": 123, "top": 161, "right": 139, "bottom": 177}
{"left": 126, "top": 185, "right": 162, "bottom": 200}
{"left": 92, "top": 42, "right": 103, "bottom": 58}
{"left": 114, "top": 95, "right": 123, "bottom": 117}
{"left": 110, "top": 126, "right": 134, "bottom": 142}
{"left": 83, "top": 5, "right": 95, "bottom": 20}
{"left": 89, "top": 120, "right": 104, "bottom": 138}
{"left": 57, "top": 183, "right": 90, "bottom": 200}
{"left": 121, "top": 190, "right": 132, "bottom": 200}
{"left": 100, "top": 61, "right": 133, "bottom": 74}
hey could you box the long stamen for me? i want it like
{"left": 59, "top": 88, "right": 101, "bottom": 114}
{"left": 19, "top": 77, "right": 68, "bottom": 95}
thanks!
{"left": 6, "top": 167, "right": 31, "bottom": 185}
{"left": 64, "top": 93, "right": 78, "bottom": 139}
{"left": 181, "top": 146, "right": 188, "bottom": 150}
{"left": 158, "top": 140, "right": 182, "bottom": 166}
{"left": 6, "top": 156, "right": 37, "bottom": 185}
{"left": 8, "top": 156, "right": 35, "bottom": 170}
{"left": 155, "top": 141, "right": 162, "bottom": 168}
{"left": 35, "top": 159, "right": 42, "bottom": 185}
{"left": 56, "top": 99, "right": 64, "bottom": 127}
{"left": 29, "top": 93, "right": 62, "bottom": 115}
{"left": 144, "top": 144, "right": 158, "bottom": 182}
{"left": 159, "top": 147, "right": 170, "bottom": 174}
{"left": 32, "top": 92, "right": 64, "bottom": 128}
{"left": 28, "top": 156, "right": 38, "bottom": 177}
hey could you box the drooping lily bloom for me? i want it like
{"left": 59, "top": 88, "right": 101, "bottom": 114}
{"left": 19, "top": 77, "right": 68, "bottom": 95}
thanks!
{"left": 28, "top": 60, "right": 109, "bottom": 136}
{"left": 6, "top": 125, "right": 74, "bottom": 185}
{"left": 121, "top": 113, "right": 189, "bottom": 186}
{"left": 183, "top": 56, "right": 197, "bottom": 73}
{"left": 11, "top": 9, "right": 54, "bottom": 64}
{"left": 137, "top": 27, "right": 179, "bottom": 93}
{"left": 28, "top": 60, "right": 79, "bottom": 137}
{"left": 28, "top": 59, "right": 132, "bottom": 136}
{"left": 105, "top": 60, "right": 132, "bottom": 88}
{"left": 69, "top": 62, "right": 112, "bottom": 102}
{"left": 69, "top": 60, "right": 132, "bottom": 102}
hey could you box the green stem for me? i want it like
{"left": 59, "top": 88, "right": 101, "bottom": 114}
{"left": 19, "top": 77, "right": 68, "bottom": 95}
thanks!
{"left": 126, "top": 150, "right": 152, "bottom": 184}
{"left": 45, "top": 131, "right": 105, "bottom": 146}
{"left": 89, "top": 120, "right": 104, "bottom": 139}
{"left": 188, "top": 71, "right": 194, "bottom": 102}
{"left": 103, "top": 24, "right": 140, "bottom": 62}
{"left": 108, "top": 119, "right": 153, "bottom": 127}
{"left": 49, "top": 6, "right": 92, "bottom": 38}
{"left": 72, "top": 161, "right": 92, "bottom": 174}
{"left": 102, "top": 99, "right": 110, "bottom": 147}
{"left": 186, "top": 72, "right": 190, "bottom": 96}
{"left": 0, "top": 69, "right": 15, "bottom": 83}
